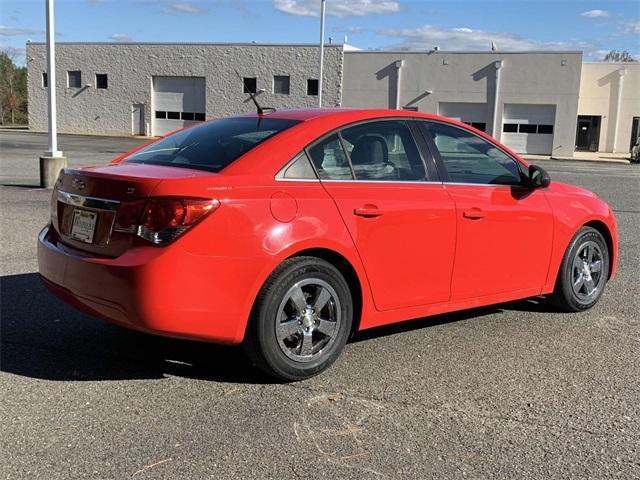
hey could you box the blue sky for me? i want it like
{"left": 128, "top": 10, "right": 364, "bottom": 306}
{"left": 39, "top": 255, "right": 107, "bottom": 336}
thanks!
{"left": 1, "top": 0, "right": 639, "bottom": 64}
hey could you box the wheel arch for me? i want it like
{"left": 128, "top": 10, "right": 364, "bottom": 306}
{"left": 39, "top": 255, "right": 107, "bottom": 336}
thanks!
{"left": 583, "top": 219, "right": 615, "bottom": 279}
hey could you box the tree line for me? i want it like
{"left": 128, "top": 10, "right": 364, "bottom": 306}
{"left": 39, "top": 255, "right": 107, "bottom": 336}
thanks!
{"left": 0, "top": 51, "right": 28, "bottom": 125}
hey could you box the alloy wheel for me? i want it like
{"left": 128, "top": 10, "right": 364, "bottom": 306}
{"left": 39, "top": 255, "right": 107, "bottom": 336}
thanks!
{"left": 275, "top": 278, "right": 341, "bottom": 363}
{"left": 571, "top": 240, "right": 604, "bottom": 301}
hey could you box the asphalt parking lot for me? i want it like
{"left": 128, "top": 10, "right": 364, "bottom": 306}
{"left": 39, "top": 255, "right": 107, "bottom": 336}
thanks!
{"left": 1, "top": 130, "right": 639, "bottom": 479}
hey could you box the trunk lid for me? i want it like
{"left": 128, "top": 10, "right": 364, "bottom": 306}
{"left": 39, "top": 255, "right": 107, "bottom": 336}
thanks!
{"left": 52, "top": 163, "right": 214, "bottom": 256}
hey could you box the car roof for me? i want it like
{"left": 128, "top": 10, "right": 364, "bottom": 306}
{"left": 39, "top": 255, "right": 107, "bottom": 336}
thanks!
{"left": 238, "top": 108, "right": 444, "bottom": 123}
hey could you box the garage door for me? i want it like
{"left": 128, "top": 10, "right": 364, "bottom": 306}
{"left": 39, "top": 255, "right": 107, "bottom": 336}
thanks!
{"left": 152, "top": 76, "right": 206, "bottom": 136}
{"left": 502, "top": 104, "right": 555, "bottom": 155}
{"left": 439, "top": 102, "right": 488, "bottom": 132}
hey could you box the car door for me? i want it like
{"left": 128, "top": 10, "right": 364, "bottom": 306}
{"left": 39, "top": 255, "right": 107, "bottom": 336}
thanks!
{"left": 417, "top": 120, "right": 554, "bottom": 300}
{"left": 306, "top": 119, "right": 457, "bottom": 311}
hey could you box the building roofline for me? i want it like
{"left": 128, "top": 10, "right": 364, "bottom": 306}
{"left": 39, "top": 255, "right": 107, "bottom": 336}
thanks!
{"left": 26, "top": 41, "right": 344, "bottom": 48}
{"left": 582, "top": 61, "right": 639, "bottom": 65}
{"left": 344, "top": 50, "right": 583, "bottom": 55}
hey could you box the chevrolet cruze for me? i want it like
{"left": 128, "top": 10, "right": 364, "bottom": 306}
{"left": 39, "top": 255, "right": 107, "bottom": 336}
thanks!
{"left": 38, "top": 109, "right": 618, "bottom": 380}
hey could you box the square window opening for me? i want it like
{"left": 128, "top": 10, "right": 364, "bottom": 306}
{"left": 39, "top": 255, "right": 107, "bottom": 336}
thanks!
{"left": 96, "top": 73, "right": 108, "bottom": 89}
{"left": 307, "top": 79, "right": 319, "bottom": 96}
{"left": 67, "top": 70, "right": 82, "bottom": 88}
{"left": 243, "top": 77, "right": 257, "bottom": 94}
{"left": 42, "top": 72, "right": 48, "bottom": 88}
{"left": 503, "top": 123, "right": 518, "bottom": 133}
{"left": 274, "top": 75, "right": 290, "bottom": 95}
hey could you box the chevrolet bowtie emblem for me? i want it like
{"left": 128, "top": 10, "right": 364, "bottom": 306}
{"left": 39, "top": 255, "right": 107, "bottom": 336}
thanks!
{"left": 72, "top": 178, "right": 85, "bottom": 191}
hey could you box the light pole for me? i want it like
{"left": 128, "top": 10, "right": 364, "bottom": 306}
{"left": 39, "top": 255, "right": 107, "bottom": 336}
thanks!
{"left": 40, "top": 0, "right": 66, "bottom": 188}
{"left": 317, "top": 0, "right": 325, "bottom": 108}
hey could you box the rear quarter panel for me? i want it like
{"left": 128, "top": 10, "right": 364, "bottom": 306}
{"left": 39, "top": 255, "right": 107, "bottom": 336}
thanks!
{"left": 157, "top": 176, "right": 372, "bottom": 343}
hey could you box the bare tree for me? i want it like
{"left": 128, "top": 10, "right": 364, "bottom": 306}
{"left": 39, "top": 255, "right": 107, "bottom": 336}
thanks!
{"left": 600, "top": 50, "right": 637, "bottom": 62}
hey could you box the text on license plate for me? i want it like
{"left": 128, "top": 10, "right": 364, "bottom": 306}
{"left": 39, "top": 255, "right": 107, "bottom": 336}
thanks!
{"left": 71, "top": 209, "right": 98, "bottom": 243}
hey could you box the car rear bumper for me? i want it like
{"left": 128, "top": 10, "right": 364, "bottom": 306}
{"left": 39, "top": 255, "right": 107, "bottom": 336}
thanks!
{"left": 37, "top": 226, "right": 261, "bottom": 344}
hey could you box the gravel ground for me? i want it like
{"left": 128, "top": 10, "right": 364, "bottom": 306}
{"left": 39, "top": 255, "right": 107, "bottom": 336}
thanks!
{"left": 1, "top": 130, "right": 639, "bottom": 479}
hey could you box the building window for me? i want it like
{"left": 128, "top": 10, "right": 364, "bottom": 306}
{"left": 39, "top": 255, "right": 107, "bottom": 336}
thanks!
{"left": 503, "top": 123, "right": 518, "bottom": 133}
{"left": 274, "top": 75, "right": 290, "bottom": 95}
{"left": 519, "top": 124, "right": 537, "bottom": 134}
{"left": 194, "top": 112, "right": 206, "bottom": 121}
{"left": 96, "top": 74, "right": 108, "bottom": 89}
{"left": 307, "top": 79, "right": 318, "bottom": 96}
{"left": 67, "top": 70, "right": 82, "bottom": 88}
{"left": 537, "top": 124, "right": 554, "bottom": 134}
{"left": 167, "top": 112, "right": 180, "bottom": 120}
{"left": 155, "top": 111, "right": 167, "bottom": 119}
{"left": 243, "top": 77, "right": 257, "bottom": 94}
{"left": 42, "top": 72, "right": 48, "bottom": 88}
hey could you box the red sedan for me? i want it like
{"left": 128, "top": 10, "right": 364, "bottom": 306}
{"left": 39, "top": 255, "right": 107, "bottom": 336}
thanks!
{"left": 38, "top": 109, "right": 618, "bottom": 380}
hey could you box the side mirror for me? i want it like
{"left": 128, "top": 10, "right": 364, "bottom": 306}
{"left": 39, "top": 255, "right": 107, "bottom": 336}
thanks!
{"left": 529, "top": 164, "right": 551, "bottom": 189}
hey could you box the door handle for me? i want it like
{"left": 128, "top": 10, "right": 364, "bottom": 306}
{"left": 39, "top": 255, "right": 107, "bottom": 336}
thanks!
{"left": 354, "top": 205, "right": 384, "bottom": 218}
{"left": 463, "top": 208, "right": 486, "bottom": 219}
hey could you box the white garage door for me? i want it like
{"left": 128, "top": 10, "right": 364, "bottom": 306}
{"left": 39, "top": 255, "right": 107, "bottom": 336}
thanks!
{"left": 502, "top": 104, "right": 555, "bottom": 155}
{"left": 439, "top": 102, "right": 488, "bottom": 132}
{"left": 152, "top": 76, "right": 206, "bottom": 136}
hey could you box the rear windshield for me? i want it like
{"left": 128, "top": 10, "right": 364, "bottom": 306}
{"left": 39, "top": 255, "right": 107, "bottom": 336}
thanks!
{"left": 124, "top": 117, "right": 300, "bottom": 172}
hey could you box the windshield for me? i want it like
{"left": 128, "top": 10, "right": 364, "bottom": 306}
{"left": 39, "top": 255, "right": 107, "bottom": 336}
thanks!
{"left": 124, "top": 117, "right": 300, "bottom": 172}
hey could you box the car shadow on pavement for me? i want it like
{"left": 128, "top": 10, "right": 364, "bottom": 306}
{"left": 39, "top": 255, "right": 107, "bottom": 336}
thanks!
{"left": 0, "top": 272, "right": 269, "bottom": 384}
{"left": 1, "top": 272, "right": 561, "bottom": 383}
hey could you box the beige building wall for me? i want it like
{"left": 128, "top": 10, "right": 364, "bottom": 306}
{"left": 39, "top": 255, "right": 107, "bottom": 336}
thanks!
{"left": 578, "top": 63, "right": 640, "bottom": 153}
{"left": 343, "top": 51, "right": 582, "bottom": 156}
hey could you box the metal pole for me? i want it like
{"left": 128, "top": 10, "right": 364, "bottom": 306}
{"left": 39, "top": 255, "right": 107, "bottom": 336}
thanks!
{"left": 45, "top": 0, "right": 61, "bottom": 157}
{"left": 318, "top": 0, "right": 325, "bottom": 108}
{"left": 40, "top": 0, "right": 66, "bottom": 188}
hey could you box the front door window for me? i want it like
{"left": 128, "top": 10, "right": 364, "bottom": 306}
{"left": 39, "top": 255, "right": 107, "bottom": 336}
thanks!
{"left": 422, "top": 121, "right": 524, "bottom": 185}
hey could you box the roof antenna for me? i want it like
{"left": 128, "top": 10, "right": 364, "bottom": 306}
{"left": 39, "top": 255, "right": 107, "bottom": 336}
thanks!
{"left": 234, "top": 70, "right": 275, "bottom": 116}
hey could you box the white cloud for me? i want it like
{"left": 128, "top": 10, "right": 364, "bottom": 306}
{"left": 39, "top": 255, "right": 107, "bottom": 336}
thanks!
{"left": 165, "top": 2, "right": 208, "bottom": 14}
{"left": 274, "top": 0, "right": 399, "bottom": 18}
{"left": 581, "top": 9, "right": 609, "bottom": 18}
{"left": 109, "top": 33, "right": 133, "bottom": 42}
{"left": 623, "top": 21, "right": 640, "bottom": 35}
{"left": 0, "top": 26, "right": 43, "bottom": 36}
{"left": 333, "top": 26, "right": 364, "bottom": 34}
{"left": 381, "top": 25, "right": 592, "bottom": 52}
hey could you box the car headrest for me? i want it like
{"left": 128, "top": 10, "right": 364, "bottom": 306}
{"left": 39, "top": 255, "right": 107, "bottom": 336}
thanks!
{"left": 350, "top": 135, "right": 388, "bottom": 166}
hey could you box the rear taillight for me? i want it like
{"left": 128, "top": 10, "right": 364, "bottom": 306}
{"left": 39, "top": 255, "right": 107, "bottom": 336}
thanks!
{"left": 114, "top": 197, "right": 220, "bottom": 245}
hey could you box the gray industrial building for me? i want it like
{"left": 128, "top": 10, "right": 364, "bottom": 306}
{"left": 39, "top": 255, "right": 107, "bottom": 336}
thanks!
{"left": 26, "top": 42, "right": 639, "bottom": 157}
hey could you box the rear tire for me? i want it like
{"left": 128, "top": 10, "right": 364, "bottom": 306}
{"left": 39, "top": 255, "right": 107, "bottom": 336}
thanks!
{"left": 552, "top": 226, "right": 609, "bottom": 312}
{"left": 244, "top": 256, "right": 353, "bottom": 381}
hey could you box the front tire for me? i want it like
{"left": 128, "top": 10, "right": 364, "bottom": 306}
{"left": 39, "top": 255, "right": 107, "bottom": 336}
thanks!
{"left": 244, "top": 256, "right": 353, "bottom": 381}
{"left": 552, "top": 226, "right": 609, "bottom": 312}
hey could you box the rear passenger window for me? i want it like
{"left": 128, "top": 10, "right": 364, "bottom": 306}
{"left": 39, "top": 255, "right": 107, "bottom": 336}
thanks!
{"left": 341, "top": 120, "right": 426, "bottom": 181}
{"left": 423, "top": 122, "right": 523, "bottom": 185}
{"left": 307, "top": 134, "right": 354, "bottom": 180}
{"left": 279, "top": 152, "right": 317, "bottom": 180}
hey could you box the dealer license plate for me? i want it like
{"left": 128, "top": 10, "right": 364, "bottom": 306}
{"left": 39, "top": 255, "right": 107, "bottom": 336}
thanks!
{"left": 70, "top": 209, "right": 97, "bottom": 243}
